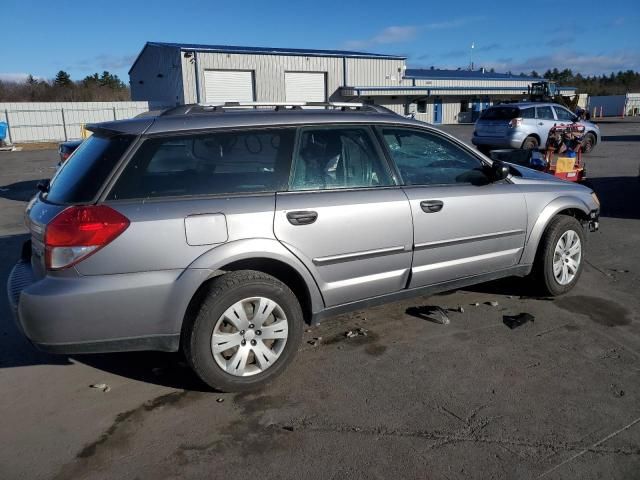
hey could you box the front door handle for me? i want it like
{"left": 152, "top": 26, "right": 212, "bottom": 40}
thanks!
{"left": 287, "top": 210, "right": 318, "bottom": 225}
{"left": 420, "top": 200, "right": 444, "bottom": 213}
{"left": 538, "top": 122, "right": 544, "bottom": 125}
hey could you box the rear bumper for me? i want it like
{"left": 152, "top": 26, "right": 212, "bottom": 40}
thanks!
{"left": 7, "top": 260, "right": 210, "bottom": 354}
{"left": 472, "top": 131, "right": 526, "bottom": 149}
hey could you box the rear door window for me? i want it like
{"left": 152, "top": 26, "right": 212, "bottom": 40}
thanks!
{"left": 536, "top": 106, "right": 555, "bottom": 120}
{"left": 108, "top": 128, "right": 295, "bottom": 200}
{"left": 45, "top": 134, "right": 133, "bottom": 204}
{"left": 290, "top": 126, "right": 394, "bottom": 191}
{"left": 521, "top": 108, "right": 535, "bottom": 119}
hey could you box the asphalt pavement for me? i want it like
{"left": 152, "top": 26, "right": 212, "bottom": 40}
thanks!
{"left": 0, "top": 118, "right": 639, "bottom": 480}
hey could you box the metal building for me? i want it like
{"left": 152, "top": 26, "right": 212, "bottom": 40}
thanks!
{"left": 129, "top": 42, "right": 406, "bottom": 111}
{"left": 129, "top": 42, "right": 577, "bottom": 124}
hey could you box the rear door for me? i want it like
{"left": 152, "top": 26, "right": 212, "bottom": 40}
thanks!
{"left": 379, "top": 126, "right": 527, "bottom": 287}
{"left": 274, "top": 125, "right": 413, "bottom": 307}
{"left": 535, "top": 105, "right": 556, "bottom": 145}
{"left": 77, "top": 127, "right": 295, "bottom": 276}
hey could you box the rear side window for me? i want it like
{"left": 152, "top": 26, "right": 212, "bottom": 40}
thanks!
{"left": 521, "top": 108, "right": 535, "bottom": 119}
{"left": 109, "top": 128, "right": 295, "bottom": 200}
{"left": 46, "top": 134, "right": 133, "bottom": 204}
{"left": 479, "top": 107, "right": 520, "bottom": 120}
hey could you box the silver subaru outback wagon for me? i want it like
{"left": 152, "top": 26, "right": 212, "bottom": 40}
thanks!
{"left": 8, "top": 102, "right": 600, "bottom": 391}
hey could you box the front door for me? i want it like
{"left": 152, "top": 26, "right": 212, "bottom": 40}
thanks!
{"left": 379, "top": 126, "right": 527, "bottom": 287}
{"left": 274, "top": 125, "right": 413, "bottom": 307}
{"left": 535, "top": 105, "right": 556, "bottom": 146}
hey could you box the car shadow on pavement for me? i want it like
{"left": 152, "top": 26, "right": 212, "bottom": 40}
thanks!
{"left": 0, "top": 233, "right": 211, "bottom": 391}
{"left": 585, "top": 176, "right": 640, "bottom": 220}
{"left": 0, "top": 180, "right": 44, "bottom": 202}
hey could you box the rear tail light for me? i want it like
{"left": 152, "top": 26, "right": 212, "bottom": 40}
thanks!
{"left": 44, "top": 205, "right": 130, "bottom": 270}
{"left": 509, "top": 117, "right": 523, "bottom": 128}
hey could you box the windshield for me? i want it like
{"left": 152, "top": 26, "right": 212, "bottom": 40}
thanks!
{"left": 45, "top": 134, "right": 134, "bottom": 204}
{"left": 480, "top": 107, "right": 520, "bottom": 121}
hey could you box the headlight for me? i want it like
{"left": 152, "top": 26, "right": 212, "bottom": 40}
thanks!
{"left": 591, "top": 192, "right": 600, "bottom": 207}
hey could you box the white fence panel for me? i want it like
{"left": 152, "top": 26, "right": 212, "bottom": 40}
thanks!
{"left": 0, "top": 101, "right": 150, "bottom": 143}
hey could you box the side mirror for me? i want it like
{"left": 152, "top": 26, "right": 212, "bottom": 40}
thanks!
{"left": 490, "top": 160, "right": 510, "bottom": 181}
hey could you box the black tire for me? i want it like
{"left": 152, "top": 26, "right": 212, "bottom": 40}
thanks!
{"left": 531, "top": 215, "right": 586, "bottom": 296}
{"left": 183, "top": 270, "right": 304, "bottom": 392}
{"left": 582, "top": 133, "right": 596, "bottom": 154}
{"left": 522, "top": 136, "right": 539, "bottom": 150}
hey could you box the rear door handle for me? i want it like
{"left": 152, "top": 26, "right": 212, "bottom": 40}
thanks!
{"left": 286, "top": 210, "right": 318, "bottom": 225}
{"left": 420, "top": 200, "right": 444, "bottom": 213}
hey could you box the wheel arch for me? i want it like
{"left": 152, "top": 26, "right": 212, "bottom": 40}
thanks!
{"left": 520, "top": 197, "right": 591, "bottom": 265}
{"left": 179, "top": 239, "right": 324, "bottom": 342}
{"left": 522, "top": 133, "right": 541, "bottom": 148}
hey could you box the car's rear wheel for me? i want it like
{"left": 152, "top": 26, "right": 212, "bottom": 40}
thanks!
{"left": 183, "top": 270, "right": 303, "bottom": 392}
{"left": 531, "top": 215, "right": 585, "bottom": 296}
{"left": 522, "top": 136, "right": 539, "bottom": 150}
{"left": 582, "top": 133, "right": 596, "bottom": 154}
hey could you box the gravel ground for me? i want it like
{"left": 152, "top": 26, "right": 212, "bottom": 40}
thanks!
{"left": 0, "top": 118, "right": 639, "bottom": 480}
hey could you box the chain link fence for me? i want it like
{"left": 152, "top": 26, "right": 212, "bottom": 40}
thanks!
{"left": 0, "top": 102, "right": 150, "bottom": 143}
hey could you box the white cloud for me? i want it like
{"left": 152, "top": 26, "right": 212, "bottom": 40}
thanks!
{"left": 343, "top": 17, "right": 484, "bottom": 50}
{"left": 482, "top": 50, "right": 640, "bottom": 75}
{"left": 344, "top": 25, "right": 418, "bottom": 49}
{"left": 0, "top": 73, "right": 32, "bottom": 83}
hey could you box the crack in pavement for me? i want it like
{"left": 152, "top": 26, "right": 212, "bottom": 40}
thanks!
{"left": 272, "top": 419, "right": 640, "bottom": 458}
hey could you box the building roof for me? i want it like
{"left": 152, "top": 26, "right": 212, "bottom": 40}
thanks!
{"left": 405, "top": 68, "right": 538, "bottom": 81}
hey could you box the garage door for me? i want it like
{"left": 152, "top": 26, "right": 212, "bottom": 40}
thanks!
{"left": 203, "top": 70, "right": 254, "bottom": 103}
{"left": 285, "top": 72, "right": 326, "bottom": 103}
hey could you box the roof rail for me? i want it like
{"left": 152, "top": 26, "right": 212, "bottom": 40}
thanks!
{"left": 160, "top": 101, "right": 395, "bottom": 116}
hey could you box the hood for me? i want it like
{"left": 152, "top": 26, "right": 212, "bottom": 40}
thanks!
{"left": 508, "top": 163, "right": 579, "bottom": 185}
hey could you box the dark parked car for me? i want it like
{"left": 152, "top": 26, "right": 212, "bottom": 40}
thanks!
{"left": 57, "top": 140, "right": 82, "bottom": 165}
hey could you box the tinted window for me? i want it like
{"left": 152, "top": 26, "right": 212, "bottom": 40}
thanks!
{"left": 109, "top": 128, "right": 294, "bottom": 199}
{"left": 480, "top": 107, "right": 519, "bottom": 120}
{"left": 554, "top": 107, "right": 575, "bottom": 121}
{"left": 46, "top": 134, "right": 133, "bottom": 204}
{"left": 521, "top": 107, "right": 535, "bottom": 119}
{"left": 417, "top": 100, "right": 427, "bottom": 113}
{"left": 382, "top": 128, "right": 490, "bottom": 186}
{"left": 536, "top": 106, "right": 555, "bottom": 120}
{"left": 290, "top": 126, "right": 393, "bottom": 191}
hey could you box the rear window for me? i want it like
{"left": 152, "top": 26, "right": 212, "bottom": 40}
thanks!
{"left": 480, "top": 107, "right": 520, "bottom": 120}
{"left": 45, "top": 134, "right": 133, "bottom": 204}
{"left": 108, "top": 128, "right": 295, "bottom": 200}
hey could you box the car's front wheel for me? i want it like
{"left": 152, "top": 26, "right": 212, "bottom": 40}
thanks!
{"left": 582, "top": 133, "right": 596, "bottom": 154}
{"left": 183, "top": 270, "right": 303, "bottom": 392}
{"left": 532, "top": 215, "right": 586, "bottom": 296}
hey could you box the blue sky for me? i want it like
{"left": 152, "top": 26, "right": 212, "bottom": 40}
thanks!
{"left": 1, "top": 0, "right": 638, "bottom": 83}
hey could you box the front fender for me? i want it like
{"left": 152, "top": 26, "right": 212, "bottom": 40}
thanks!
{"left": 520, "top": 196, "right": 591, "bottom": 265}
{"left": 188, "top": 237, "right": 324, "bottom": 314}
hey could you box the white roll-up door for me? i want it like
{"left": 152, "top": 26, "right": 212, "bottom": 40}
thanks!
{"left": 285, "top": 72, "right": 326, "bottom": 102}
{"left": 203, "top": 70, "right": 254, "bottom": 103}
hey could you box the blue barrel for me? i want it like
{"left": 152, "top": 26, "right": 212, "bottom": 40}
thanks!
{"left": 0, "top": 122, "right": 7, "bottom": 141}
